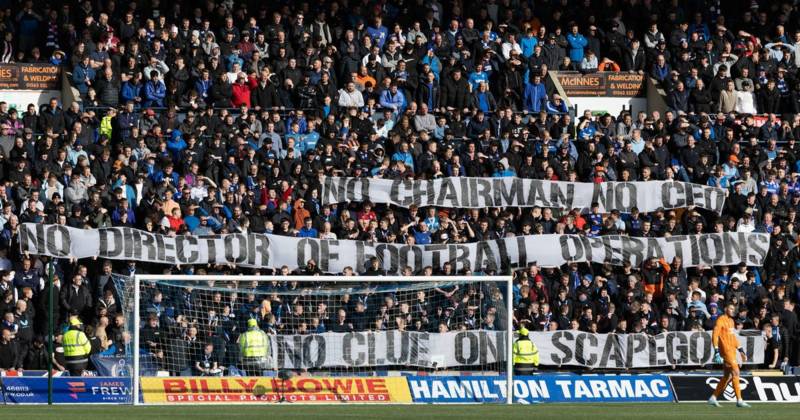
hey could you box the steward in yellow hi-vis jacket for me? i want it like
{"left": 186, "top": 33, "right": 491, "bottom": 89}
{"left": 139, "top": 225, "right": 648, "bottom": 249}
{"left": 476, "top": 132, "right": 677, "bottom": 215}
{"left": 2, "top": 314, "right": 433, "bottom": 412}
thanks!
{"left": 238, "top": 318, "right": 270, "bottom": 375}
{"left": 63, "top": 316, "right": 92, "bottom": 376}
{"left": 512, "top": 327, "right": 539, "bottom": 375}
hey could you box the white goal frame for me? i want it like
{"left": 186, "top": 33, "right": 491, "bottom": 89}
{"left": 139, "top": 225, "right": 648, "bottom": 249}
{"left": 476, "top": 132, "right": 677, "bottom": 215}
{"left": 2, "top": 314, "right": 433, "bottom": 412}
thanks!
{"left": 132, "top": 275, "right": 514, "bottom": 405}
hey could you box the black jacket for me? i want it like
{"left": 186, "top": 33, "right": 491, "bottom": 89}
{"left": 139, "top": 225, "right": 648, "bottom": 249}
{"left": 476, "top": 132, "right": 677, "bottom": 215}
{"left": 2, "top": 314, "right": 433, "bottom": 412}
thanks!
{"left": 0, "top": 339, "right": 21, "bottom": 369}
{"left": 542, "top": 43, "right": 565, "bottom": 70}
{"left": 211, "top": 82, "right": 233, "bottom": 108}
{"left": 416, "top": 80, "right": 440, "bottom": 110}
{"left": 251, "top": 81, "right": 281, "bottom": 109}
{"left": 60, "top": 284, "right": 92, "bottom": 318}
{"left": 24, "top": 344, "right": 48, "bottom": 370}
{"left": 38, "top": 106, "right": 66, "bottom": 134}
{"left": 622, "top": 47, "right": 646, "bottom": 72}
{"left": 440, "top": 74, "right": 471, "bottom": 110}
{"left": 690, "top": 87, "right": 713, "bottom": 114}
{"left": 758, "top": 88, "right": 781, "bottom": 114}
{"left": 95, "top": 76, "right": 121, "bottom": 107}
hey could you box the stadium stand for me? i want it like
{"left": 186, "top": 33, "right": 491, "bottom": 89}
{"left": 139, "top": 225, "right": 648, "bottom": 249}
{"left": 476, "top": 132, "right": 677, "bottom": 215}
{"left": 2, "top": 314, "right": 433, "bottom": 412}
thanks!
{"left": 0, "top": 0, "right": 798, "bottom": 378}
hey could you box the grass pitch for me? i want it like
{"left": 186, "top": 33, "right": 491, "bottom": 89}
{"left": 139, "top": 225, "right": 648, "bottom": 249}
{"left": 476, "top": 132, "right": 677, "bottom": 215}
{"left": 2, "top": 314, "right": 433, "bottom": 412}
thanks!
{"left": 1, "top": 403, "right": 796, "bottom": 420}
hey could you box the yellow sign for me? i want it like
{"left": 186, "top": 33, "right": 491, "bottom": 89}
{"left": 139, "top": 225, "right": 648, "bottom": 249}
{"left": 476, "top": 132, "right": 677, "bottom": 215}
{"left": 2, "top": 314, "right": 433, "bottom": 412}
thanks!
{"left": 140, "top": 376, "right": 413, "bottom": 403}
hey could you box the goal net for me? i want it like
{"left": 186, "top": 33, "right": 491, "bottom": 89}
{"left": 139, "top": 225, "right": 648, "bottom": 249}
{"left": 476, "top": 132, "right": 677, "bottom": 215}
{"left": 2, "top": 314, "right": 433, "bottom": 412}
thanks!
{"left": 127, "top": 275, "right": 513, "bottom": 404}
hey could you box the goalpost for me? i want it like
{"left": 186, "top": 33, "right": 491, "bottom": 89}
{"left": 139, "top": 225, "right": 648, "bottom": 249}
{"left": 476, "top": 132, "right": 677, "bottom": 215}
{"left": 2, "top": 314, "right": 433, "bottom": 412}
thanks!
{"left": 129, "top": 275, "right": 514, "bottom": 405}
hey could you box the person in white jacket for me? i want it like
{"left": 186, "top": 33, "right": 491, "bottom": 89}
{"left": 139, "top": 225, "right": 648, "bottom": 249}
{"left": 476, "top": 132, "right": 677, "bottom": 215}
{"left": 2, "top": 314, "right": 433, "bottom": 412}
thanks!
{"left": 501, "top": 33, "right": 522, "bottom": 60}
{"left": 735, "top": 81, "right": 757, "bottom": 114}
{"left": 736, "top": 209, "right": 756, "bottom": 233}
{"left": 337, "top": 82, "right": 365, "bottom": 108}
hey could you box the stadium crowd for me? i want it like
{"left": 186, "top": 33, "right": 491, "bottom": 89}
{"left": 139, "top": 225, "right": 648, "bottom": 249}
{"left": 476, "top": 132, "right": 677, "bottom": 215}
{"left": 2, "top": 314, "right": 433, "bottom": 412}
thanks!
{"left": 0, "top": 0, "right": 799, "bottom": 375}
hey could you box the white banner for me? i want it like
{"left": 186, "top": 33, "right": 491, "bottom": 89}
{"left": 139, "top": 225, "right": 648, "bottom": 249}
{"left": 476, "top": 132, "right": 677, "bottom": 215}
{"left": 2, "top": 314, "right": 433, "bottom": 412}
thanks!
{"left": 270, "top": 330, "right": 506, "bottom": 369}
{"left": 321, "top": 177, "right": 727, "bottom": 213}
{"left": 20, "top": 224, "right": 769, "bottom": 273}
{"left": 529, "top": 330, "right": 764, "bottom": 368}
{"left": 264, "top": 329, "right": 763, "bottom": 369}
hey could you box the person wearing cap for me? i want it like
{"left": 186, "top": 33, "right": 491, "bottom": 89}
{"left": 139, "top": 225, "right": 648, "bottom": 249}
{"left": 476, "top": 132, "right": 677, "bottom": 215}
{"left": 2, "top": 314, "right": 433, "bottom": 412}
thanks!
{"left": 238, "top": 318, "right": 270, "bottom": 376}
{"left": 292, "top": 198, "right": 311, "bottom": 230}
{"left": 63, "top": 316, "right": 92, "bottom": 376}
{"left": 231, "top": 71, "right": 256, "bottom": 108}
{"left": 722, "top": 154, "right": 740, "bottom": 179}
{"left": 512, "top": 326, "right": 539, "bottom": 374}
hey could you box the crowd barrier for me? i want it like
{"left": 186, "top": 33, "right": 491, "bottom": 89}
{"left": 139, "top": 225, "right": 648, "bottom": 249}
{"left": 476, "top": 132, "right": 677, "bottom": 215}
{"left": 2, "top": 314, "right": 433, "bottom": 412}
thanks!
{"left": 3, "top": 373, "right": 797, "bottom": 404}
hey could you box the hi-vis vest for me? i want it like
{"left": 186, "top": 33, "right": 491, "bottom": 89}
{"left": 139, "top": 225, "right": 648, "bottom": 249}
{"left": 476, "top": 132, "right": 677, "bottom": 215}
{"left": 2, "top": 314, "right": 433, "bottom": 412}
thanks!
{"left": 240, "top": 328, "right": 269, "bottom": 358}
{"left": 63, "top": 329, "right": 91, "bottom": 358}
{"left": 512, "top": 338, "right": 540, "bottom": 366}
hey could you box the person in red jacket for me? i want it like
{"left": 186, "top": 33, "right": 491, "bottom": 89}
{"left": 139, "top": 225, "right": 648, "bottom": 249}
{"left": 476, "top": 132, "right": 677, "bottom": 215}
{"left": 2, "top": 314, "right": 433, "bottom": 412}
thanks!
{"left": 231, "top": 72, "right": 257, "bottom": 108}
{"left": 165, "top": 207, "right": 186, "bottom": 232}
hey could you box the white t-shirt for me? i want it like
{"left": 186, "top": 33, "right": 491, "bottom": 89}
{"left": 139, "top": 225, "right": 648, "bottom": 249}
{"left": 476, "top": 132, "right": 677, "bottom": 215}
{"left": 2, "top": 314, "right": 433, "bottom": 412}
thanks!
{"left": 191, "top": 186, "right": 209, "bottom": 202}
{"left": 735, "top": 91, "right": 757, "bottom": 114}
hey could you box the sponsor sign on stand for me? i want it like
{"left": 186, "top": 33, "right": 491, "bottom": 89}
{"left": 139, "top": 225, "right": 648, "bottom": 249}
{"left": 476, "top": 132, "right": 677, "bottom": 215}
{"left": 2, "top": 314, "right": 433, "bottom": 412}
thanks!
{"left": 407, "top": 375, "right": 675, "bottom": 403}
{"left": 670, "top": 375, "right": 800, "bottom": 402}
{"left": 556, "top": 73, "right": 645, "bottom": 97}
{"left": 0, "top": 63, "right": 61, "bottom": 113}
{"left": 0, "top": 64, "right": 60, "bottom": 90}
{"left": 0, "top": 377, "right": 132, "bottom": 404}
{"left": 139, "top": 377, "right": 412, "bottom": 404}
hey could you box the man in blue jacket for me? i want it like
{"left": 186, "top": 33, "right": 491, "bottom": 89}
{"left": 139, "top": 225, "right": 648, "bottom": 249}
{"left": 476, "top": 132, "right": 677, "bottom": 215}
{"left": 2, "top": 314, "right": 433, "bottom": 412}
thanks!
{"left": 144, "top": 70, "right": 166, "bottom": 107}
{"left": 72, "top": 56, "right": 95, "bottom": 98}
{"left": 114, "top": 101, "right": 139, "bottom": 142}
{"left": 14, "top": 257, "right": 41, "bottom": 294}
{"left": 524, "top": 74, "right": 547, "bottom": 113}
{"left": 297, "top": 218, "right": 319, "bottom": 238}
{"left": 194, "top": 69, "right": 213, "bottom": 104}
{"left": 166, "top": 129, "right": 187, "bottom": 163}
{"left": 366, "top": 16, "right": 389, "bottom": 48}
{"left": 520, "top": 27, "right": 538, "bottom": 58}
{"left": 380, "top": 84, "right": 406, "bottom": 114}
{"left": 566, "top": 24, "right": 588, "bottom": 63}
{"left": 546, "top": 94, "right": 569, "bottom": 114}
{"left": 120, "top": 74, "right": 143, "bottom": 107}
